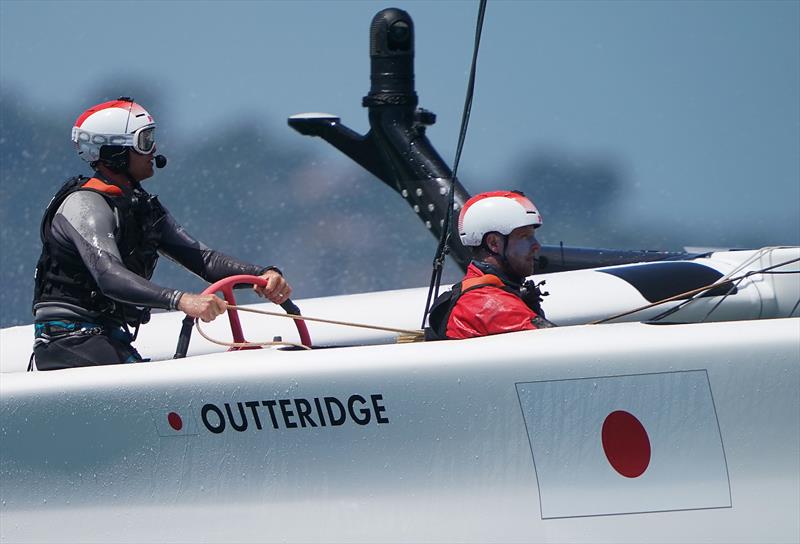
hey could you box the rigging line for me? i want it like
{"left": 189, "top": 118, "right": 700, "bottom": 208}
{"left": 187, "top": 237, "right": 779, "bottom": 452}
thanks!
{"left": 592, "top": 256, "right": 800, "bottom": 324}
{"left": 642, "top": 254, "right": 800, "bottom": 323}
{"left": 649, "top": 248, "right": 800, "bottom": 322}
{"left": 789, "top": 297, "right": 800, "bottom": 317}
{"left": 226, "top": 305, "right": 423, "bottom": 336}
{"left": 719, "top": 246, "right": 792, "bottom": 281}
{"left": 194, "top": 319, "right": 311, "bottom": 350}
{"left": 450, "top": 0, "right": 488, "bottom": 183}
{"left": 676, "top": 258, "right": 800, "bottom": 323}
{"left": 647, "top": 294, "right": 697, "bottom": 323}
{"left": 699, "top": 277, "right": 745, "bottom": 323}
{"left": 426, "top": 0, "right": 487, "bottom": 314}
{"left": 421, "top": 0, "right": 489, "bottom": 328}
{"left": 649, "top": 272, "right": 743, "bottom": 323}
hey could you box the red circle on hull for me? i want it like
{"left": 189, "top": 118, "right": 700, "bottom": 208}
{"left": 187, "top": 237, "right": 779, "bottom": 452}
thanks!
{"left": 167, "top": 412, "right": 183, "bottom": 431}
{"left": 601, "top": 410, "right": 651, "bottom": 478}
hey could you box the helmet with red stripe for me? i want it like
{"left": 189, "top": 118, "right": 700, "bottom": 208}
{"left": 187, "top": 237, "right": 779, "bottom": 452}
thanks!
{"left": 458, "top": 190, "right": 542, "bottom": 247}
{"left": 71, "top": 97, "right": 156, "bottom": 165}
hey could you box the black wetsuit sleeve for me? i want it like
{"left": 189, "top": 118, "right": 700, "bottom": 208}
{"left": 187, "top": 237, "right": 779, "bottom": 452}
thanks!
{"left": 156, "top": 211, "right": 270, "bottom": 282}
{"left": 52, "top": 192, "right": 182, "bottom": 310}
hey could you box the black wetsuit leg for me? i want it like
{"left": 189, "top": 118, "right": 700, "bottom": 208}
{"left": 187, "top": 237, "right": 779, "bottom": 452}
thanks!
{"left": 33, "top": 330, "right": 143, "bottom": 371}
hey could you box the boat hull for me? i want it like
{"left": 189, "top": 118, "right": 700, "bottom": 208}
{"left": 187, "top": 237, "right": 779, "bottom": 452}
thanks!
{"left": 1, "top": 318, "right": 798, "bottom": 543}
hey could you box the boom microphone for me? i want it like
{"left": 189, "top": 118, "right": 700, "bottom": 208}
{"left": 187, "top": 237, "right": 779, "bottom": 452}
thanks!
{"left": 154, "top": 155, "right": 167, "bottom": 168}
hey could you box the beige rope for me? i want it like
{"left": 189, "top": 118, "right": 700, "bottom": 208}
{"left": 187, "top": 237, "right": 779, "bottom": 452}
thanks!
{"left": 194, "top": 319, "right": 312, "bottom": 350}
{"left": 590, "top": 280, "right": 735, "bottom": 325}
{"left": 226, "top": 305, "right": 424, "bottom": 336}
{"left": 194, "top": 254, "right": 798, "bottom": 346}
{"left": 591, "top": 256, "right": 800, "bottom": 325}
{"left": 193, "top": 304, "right": 425, "bottom": 350}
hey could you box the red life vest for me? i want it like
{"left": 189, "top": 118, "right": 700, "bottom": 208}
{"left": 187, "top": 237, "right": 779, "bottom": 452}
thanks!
{"left": 425, "top": 263, "right": 548, "bottom": 340}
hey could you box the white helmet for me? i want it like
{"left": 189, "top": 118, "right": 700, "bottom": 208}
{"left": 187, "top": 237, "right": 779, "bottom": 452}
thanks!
{"left": 458, "top": 190, "right": 542, "bottom": 247}
{"left": 71, "top": 97, "right": 156, "bottom": 163}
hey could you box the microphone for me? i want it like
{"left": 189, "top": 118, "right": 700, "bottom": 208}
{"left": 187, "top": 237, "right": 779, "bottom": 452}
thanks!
{"left": 154, "top": 155, "right": 167, "bottom": 168}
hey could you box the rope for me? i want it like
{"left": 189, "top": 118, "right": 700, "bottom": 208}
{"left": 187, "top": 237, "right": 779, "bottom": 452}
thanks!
{"left": 193, "top": 304, "right": 425, "bottom": 350}
{"left": 647, "top": 247, "right": 796, "bottom": 323}
{"left": 449, "top": 0, "right": 488, "bottom": 185}
{"left": 228, "top": 305, "right": 423, "bottom": 336}
{"left": 592, "top": 255, "right": 800, "bottom": 325}
{"left": 789, "top": 297, "right": 800, "bottom": 317}
{"left": 194, "top": 319, "right": 312, "bottom": 350}
{"left": 194, "top": 250, "right": 799, "bottom": 346}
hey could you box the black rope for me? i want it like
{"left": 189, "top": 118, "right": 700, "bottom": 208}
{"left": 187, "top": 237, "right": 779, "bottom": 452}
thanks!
{"left": 421, "top": 0, "right": 488, "bottom": 328}
{"left": 789, "top": 297, "right": 800, "bottom": 317}
{"left": 647, "top": 291, "right": 699, "bottom": 322}
{"left": 698, "top": 266, "right": 800, "bottom": 322}
{"left": 699, "top": 277, "right": 745, "bottom": 323}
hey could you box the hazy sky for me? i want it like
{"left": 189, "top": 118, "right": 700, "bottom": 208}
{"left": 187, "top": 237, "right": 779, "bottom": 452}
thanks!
{"left": 2, "top": 0, "right": 798, "bottom": 244}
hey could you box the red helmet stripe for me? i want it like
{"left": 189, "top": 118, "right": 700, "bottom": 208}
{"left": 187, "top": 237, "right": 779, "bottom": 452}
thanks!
{"left": 74, "top": 100, "right": 133, "bottom": 128}
{"left": 459, "top": 190, "right": 536, "bottom": 230}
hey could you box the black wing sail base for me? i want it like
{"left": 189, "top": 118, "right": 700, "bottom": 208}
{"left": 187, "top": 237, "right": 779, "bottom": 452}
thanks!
{"left": 289, "top": 7, "right": 691, "bottom": 273}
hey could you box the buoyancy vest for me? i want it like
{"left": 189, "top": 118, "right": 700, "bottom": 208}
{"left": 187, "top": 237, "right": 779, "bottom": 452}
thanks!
{"left": 425, "top": 274, "right": 511, "bottom": 341}
{"left": 32, "top": 175, "right": 167, "bottom": 327}
{"left": 424, "top": 268, "right": 554, "bottom": 341}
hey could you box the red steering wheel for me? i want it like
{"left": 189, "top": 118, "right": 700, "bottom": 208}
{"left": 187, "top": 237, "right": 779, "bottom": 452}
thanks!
{"left": 201, "top": 274, "right": 312, "bottom": 349}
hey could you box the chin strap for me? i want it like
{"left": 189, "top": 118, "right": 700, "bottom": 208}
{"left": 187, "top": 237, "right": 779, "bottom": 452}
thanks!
{"left": 95, "top": 148, "right": 139, "bottom": 186}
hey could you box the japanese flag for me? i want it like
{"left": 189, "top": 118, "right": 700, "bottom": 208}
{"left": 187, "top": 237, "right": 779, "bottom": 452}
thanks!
{"left": 151, "top": 407, "right": 200, "bottom": 437}
{"left": 516, "top": 370, "right": 731, "bottom": 519}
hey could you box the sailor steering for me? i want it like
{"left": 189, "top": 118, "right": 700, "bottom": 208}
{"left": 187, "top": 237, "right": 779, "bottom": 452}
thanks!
{"left": 31, "top": 98, "right": 292, "bottom": 370}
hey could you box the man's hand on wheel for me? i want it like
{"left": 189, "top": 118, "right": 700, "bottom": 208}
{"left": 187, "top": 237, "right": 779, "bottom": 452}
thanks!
{"left": 178, "top": 293, "right": 228, "bottom": 322}
{"left": 254, "top": 269, "right": 292, "bottom": 305}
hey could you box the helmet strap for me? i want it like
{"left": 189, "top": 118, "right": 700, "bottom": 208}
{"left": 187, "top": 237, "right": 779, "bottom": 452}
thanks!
{"left": 97, "top": 145, "right": 129, "bottom": 170}
{"left": 96, "top": 147, "right": 138, "bottom": 186}
{"left": 93, "top": 153, "right": 141, "bottom": 190}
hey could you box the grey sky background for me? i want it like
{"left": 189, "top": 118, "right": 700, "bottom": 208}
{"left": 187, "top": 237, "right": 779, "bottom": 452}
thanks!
{"left": 2, "top": 0, "right": 798, "bottom": 246}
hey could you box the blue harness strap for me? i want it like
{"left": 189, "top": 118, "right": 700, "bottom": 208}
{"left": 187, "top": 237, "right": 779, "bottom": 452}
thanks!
{"left": 34, "top": 320, "right": 103, "bottom": 338}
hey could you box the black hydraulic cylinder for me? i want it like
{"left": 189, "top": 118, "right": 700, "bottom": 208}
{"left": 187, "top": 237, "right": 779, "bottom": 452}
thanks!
{"left": 288, "top": 8, "right": 691, "bottom": 273}
{"left": 289, "top": 8, "right": 472, "bottom": 270}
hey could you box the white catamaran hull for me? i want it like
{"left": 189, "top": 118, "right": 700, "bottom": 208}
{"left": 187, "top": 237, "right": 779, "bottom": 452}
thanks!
{"left": 1, "top": 248, "right": 799, "bottom": 542}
